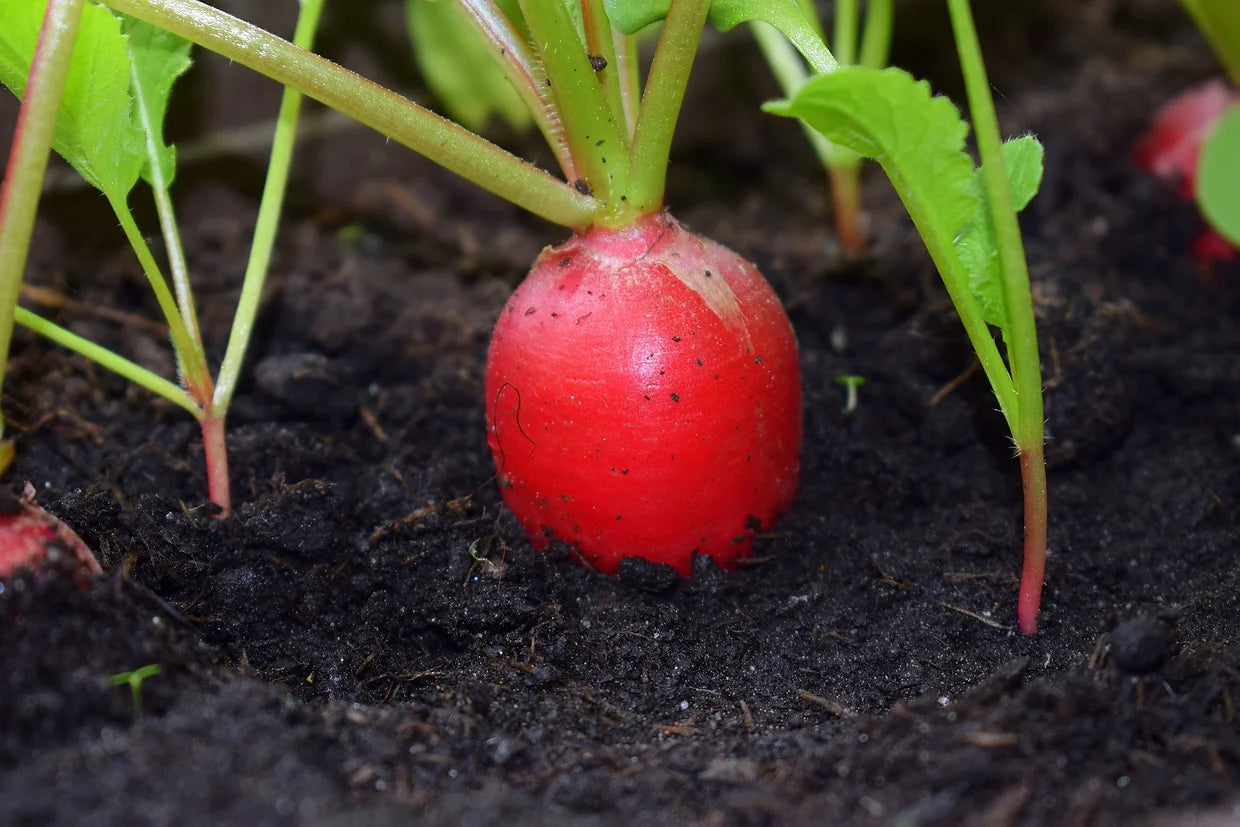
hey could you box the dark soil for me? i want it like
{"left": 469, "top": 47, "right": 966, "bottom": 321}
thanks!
{"left": 3, "top": 2, "right": 1239, "bottom": 825}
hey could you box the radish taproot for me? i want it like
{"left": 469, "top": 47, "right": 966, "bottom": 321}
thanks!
{"left": 486, "top": 213, "right": 801, "bottom": 574}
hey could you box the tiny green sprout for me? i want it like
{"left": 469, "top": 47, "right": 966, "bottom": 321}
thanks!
{"left": 108, "top": 663, "right": 162, "bottom": 715}
{"left": 466, "top": 538, "right": 507, "bottom": 582}
{"left": 835, "top": 374, "right": 866, "bottom": 414}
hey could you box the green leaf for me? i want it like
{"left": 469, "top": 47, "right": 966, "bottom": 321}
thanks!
{"left": 1198, "top": 104, "right": 1240, "bottom": 246}
{"left": 602, "top": 0, "right": 667, "bottom": 33}
{"left": 955, "top": 136, "right": 1044, "bottom": 328}
{"left": 405, "top": 0, "right": 533, "bottom": 133}
{"left": 121, "top": 14, "right": 192, "bottom": 188}
{"left": 605, "top": 0, "right": 803, "bottom": 32}
{"left": 603, "top": 0, "right": 831, "bottom": 70}
{"left": 764, "top": 66, "right": 977, "bottom": 252}
{"left": 0, "top": 0, "right": 143, "bottom": 199}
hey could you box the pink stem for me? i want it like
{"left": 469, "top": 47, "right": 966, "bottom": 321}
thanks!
{"left": 1017, "top": 443, "right": 1048, "bottom": 634}
{"left": 827, "top": 161, "right": 866, "bottom": 255}
{"left": 199, "top": 415, "right": 231, "bottom": 516}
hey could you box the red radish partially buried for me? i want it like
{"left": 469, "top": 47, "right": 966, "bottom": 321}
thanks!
{"left": 1134, "top": 79, "right": 1239, "bottom": 263}
{"left": 486, "top": 213, "right": 801, "bottom": 575}
{"left": 0, "top": 484, "right": 100, "bottom": 578}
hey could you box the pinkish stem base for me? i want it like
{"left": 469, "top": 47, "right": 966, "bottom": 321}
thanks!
{"left": 1017, "top": 444, "right": 1048, "bottom": 634}
{"left": 828, "top": 162, "right": 866, "bottom": 255}
{"left": 199, "top": 415, "right": 231, "bottom": 516}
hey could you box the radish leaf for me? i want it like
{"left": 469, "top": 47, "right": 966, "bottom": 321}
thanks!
{"left": 1197, "top": 104, "right": 1240, "bottom": 246}
{"left": 603, "top": 0, "right": 832, "bottom": 71}
{"left": 0, "top": 1, "right": 143, "bottom": 199}
{"left": 121, "top": 15, "right": 192, "bottom": 188}
{"left": 766, "top": 67, "right": 1043, "bottom": 334}
{"left": 764, "top": 66, "right": 977, "bottom": 265}
{"left": 405, "top": 0, "right": 533, "bottom": 133}
{"left": 956, "top": 135, "right": 1044, "bottom": 329}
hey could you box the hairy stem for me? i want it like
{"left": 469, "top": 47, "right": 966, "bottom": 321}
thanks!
{"left": 457, "top": 0, "right": 577, "bottom": 180}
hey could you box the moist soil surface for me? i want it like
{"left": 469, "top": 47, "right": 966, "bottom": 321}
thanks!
{"left": 2, "top": 2, "right": 1239, "bottom": 825}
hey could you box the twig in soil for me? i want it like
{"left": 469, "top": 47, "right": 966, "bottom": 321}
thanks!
{"left": 960, "top": 730, "right": 1020, "bottom": 748}
{"left": 796, "top": 689, "right": 854, "bottom": 717}
{"left": 975, "top": 783, "right": 1031, "bottom": 827}
{"left": 20, "top": 284, "right": 169, "bottom": 334}
{"left": 942, "top": 570, "right": 1008, "bottom": 584}
{"left": 358, "top": 406, "right": 388, "bottom": 443}
{"left": 929, "top": 358, "right": 981, "bottom": 406}
{"left": 871, "top": 558, "right": 909, "bottom": 590}
{"left": 938, "top": 602, "right": 1012, "bottom": 630}
{"left": 739, "top": 699, "right": 755, "bottom": 729}
{"left": 655, "top": 722, "right": 703, "bottom": 737}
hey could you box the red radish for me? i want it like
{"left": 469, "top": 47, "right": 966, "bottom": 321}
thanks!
{"left": 486, "top": 213, "right": 801, "bottom": 575}
{"left": 1133, "top": 79, "right": 1239, "bottom": 199}
{"left": 1134, "top": 79, "right": 1239, "bottom": 264}
{"left": 0, "top": 484, "right": 100, "bottom": 578}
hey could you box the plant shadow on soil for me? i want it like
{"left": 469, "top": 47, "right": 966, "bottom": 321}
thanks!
{"left": 2, "top": 2, "right": 1239, "bottom": 825}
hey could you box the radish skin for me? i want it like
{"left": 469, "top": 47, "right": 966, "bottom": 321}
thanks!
{"left": 0, "top": 487, "right": 100, "bottom": 578}
{"left": 486, "top": 213, "right": 802, "bottom": 575}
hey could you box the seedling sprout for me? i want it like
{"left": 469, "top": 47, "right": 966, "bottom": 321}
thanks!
{"left": 108, "top": 663, "right": 161, "bottom": 715}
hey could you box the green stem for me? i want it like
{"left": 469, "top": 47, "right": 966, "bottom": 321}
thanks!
{"left": 948, "top": 0, "right": 1046, "bottom": 634}
{"left": 1180, "top": 0, "right": 1240, "bottom": 86}
{"left": 457, "top": 0, "right": 577, "bottom": 180}
{"left": 14, "top": 307, "right": 201, "bottom": 417}
{"left": 108, "top": 194, "right": 212, "bottom": 400}
{"left": 626, "top": 0, "right": 710, "bottom": 218}
{"left": 858, "top": 0, "right": 894, "bottom": 70}
{"left": 582, "top": 0, "right": 627, "bottom": 141}
{"left": 833, "top": 0, "right": 858, "bottom": 66}
{"left": 613, "top": 28, "right": 640, "bottom": 137}
{"left": 518, "top": 0, "right": 626, "bottom": 208}
{"left": 751, "top": 21, "right": 865, "bottom": 250}
{"left": 100, "top": 0, "right": 599, "bottom": 230}
{"left": 213, "top": 0, "right": 324, "bottom": 413}
{"left": 130, "top": 62, "right": 200, "bottom": 347}
{"left": 0, "top": 0, "right": 87, "bottom": 445}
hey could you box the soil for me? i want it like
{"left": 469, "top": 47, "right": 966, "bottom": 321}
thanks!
{"left": 2, "top": 1, "right": 1239, "bottom": 825}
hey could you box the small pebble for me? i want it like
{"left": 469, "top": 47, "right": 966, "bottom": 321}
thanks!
{"left": 1109, "top": 615, "right": 1176, "bottom": 675}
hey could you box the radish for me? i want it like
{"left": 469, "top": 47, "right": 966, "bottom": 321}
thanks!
{"left": 486, "top": 213, "right": 801, "bottom": 574}
{"left": 1134, "top": 78, "right": 1239, "bottom": 263}
{"left": 0, "top": 484, "right": 100, "bottom": 578}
